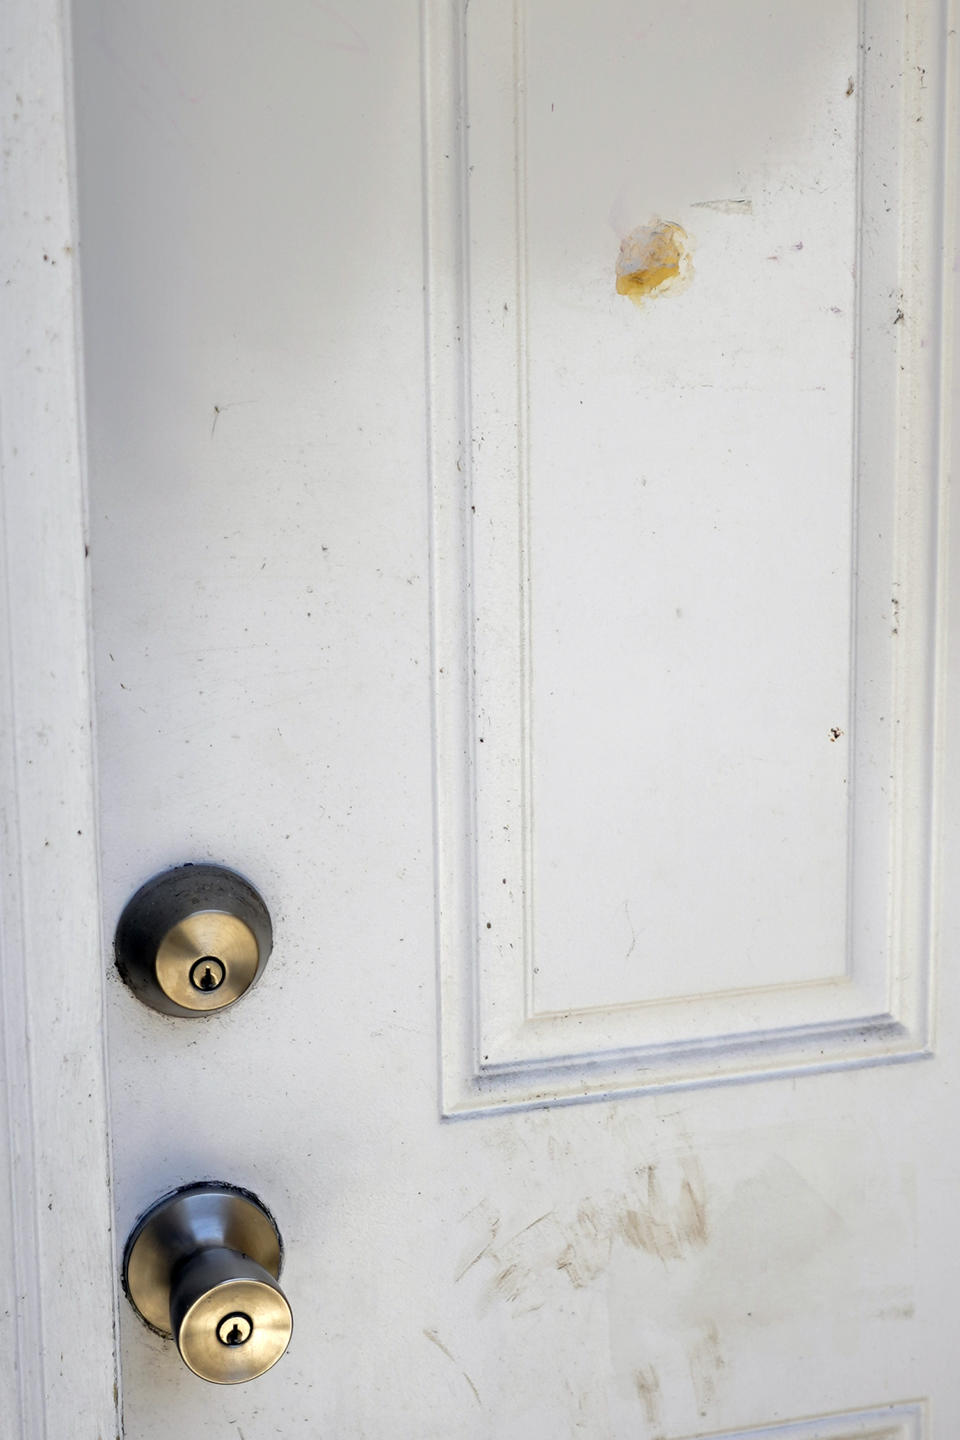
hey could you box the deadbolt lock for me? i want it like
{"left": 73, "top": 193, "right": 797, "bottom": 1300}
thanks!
{"left": 114, "top": 863, "right": 272, "bottom": 1017}
{"left": 123, "top": 1182, "right": 293, "bottom": 1384}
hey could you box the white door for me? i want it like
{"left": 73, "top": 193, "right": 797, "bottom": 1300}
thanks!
{"left": 14, "top": 0, "right": 959, "bottom": 1435}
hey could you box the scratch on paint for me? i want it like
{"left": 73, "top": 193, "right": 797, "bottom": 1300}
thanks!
{"left": 455, "top": 1216, "right": 501, "bottom": 1281}
{"left": 459, "top": 1197, "right": 492, "bottom": 1221}
{"left": 210, "top": 398, "right": 257, "bottom": 438}
{"left": 316, "top": 3, "right": 370, "bottom": 51}
{"left": 690, "top": 197, "right": 753, "bottom": 215}
{"left": 623, "top": 900, "right": 636, "bottom": 960}
{"left": 498, "top": 1211, "right": 554, "bottom": 1250}
{"left": 423, "top": 1329, "right": 482, "bottom": 1406}
{"left": 422, "top": 1328, "right": 456, "bottom": 1363}
{"left": 493, "top": 1262, "right": 524, "bottom": 1302}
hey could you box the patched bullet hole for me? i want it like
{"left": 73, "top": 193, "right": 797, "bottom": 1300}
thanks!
{"left": 616, "top": 219, "right": 694, "bottom": 307}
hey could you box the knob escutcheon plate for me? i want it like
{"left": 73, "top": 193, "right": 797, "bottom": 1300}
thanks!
{"left": 123, "top": 1182, "right": 283, "bottom": 1335}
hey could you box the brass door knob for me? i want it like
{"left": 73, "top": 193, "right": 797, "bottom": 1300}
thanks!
{"left": 123, "top": 1182, "right": 293, "bottom": 1384}
{"left": 115, "top": 863, "right": 272, "bottom": 1016}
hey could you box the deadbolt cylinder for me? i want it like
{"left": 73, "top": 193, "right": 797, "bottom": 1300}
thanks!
{"left": 114, "top": 863, "right": 272, "bottom": 1016}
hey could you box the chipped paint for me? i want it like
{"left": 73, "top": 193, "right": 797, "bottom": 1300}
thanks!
{"left": 616, "top": 219, "right": 693, "bottom": 306}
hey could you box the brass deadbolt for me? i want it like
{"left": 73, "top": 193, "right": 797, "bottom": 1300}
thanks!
{"left": 123, "top": 1182, "right": 292, "bottom": 1385}
{"left": 115, "top": 863, "right": 272, "bottom": 1017}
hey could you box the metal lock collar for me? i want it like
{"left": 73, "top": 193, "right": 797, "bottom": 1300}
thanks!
{"left": 115, "top": 863, "right": 272, "bottom": 1017}
{"left": 123, "top": 1181, "right": 292, "bottom": 1385}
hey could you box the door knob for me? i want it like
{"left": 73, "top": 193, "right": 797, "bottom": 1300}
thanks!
{"left": 115, "top": 863, "right": 272, "bottom": 1016}
{"left": 123, "top": 1182, "right": 293, "bottom": 1384}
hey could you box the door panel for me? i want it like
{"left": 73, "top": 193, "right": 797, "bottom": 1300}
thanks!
{"left": 429, "top": 0, "right": 937, "bottom": 1111}
{"left": 73, "top": 1, "right": 957, "bottom": 1436}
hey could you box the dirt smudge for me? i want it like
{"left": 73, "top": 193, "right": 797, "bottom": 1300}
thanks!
{"left": 555, "top": 1202, "right": 611, "bottom": 1288}
{"left": 633, "top": 1364, "right": 662, "bottom": 1427}
{"left": 618, "top": 1159, "right": 709, "bottom": 1261}
{"left": 461, "top": 1156, "right": 710, "bottom": 1310}
{"left": 688, "top": 1320, "right": 725, "bottom": 1413}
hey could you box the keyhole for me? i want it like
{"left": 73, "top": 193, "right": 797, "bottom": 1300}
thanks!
{"left": 189, "top": 955, "right": 225, "bottom": 993}
{"left": 216, "top": 1311, "right": 253, "bottom": 1347}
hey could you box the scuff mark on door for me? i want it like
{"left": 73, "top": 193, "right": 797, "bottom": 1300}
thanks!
{"left": 633, "top": 1364, "right": 663, "bottom": 1427}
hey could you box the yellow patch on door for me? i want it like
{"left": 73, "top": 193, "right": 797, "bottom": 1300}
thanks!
{"left": 616, "top": 219, "right": 693, "bottom": 306}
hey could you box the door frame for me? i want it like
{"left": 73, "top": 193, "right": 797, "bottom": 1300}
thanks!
{"left": 0, "top": 0, "right": 119, "bottom": 1434}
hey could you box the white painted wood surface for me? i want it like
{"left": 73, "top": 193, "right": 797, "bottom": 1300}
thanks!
{"left": 0, "top": 0, "right": 119, "bottom": 1435}
{"left": 54, "top": 0, "right": 960, "bottom": 1435}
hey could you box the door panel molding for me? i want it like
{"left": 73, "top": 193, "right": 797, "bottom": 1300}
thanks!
{"left": 0, "top": 0, "right": 119, "bottom": 1432}
{"left": 427, "top": 0, "right": 950, "bottom": 1114}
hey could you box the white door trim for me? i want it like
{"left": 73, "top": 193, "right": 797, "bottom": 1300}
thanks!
{"left": 0, "top": 1, "right": 119, "bottom": 1434}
